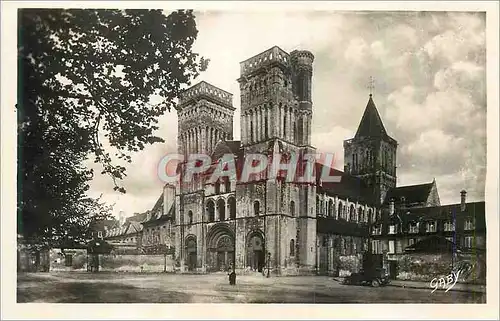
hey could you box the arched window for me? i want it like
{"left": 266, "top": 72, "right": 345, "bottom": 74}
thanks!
{"left": 250, "top": 120, "right": 254, "bottom": 142}
{"left": 188, "top": 210, "right": 193, "bottom": 225}
{"left": 343, "top": 205, "right": 347, "bottom": 220}
{"left": 214, "top": 180, "right": 221, "bottom": 194}
{"left": 207, "top": 201, "right": 215, "bottom": 222}
{"left": 368, "top": 209, "right": 373, "bottom": 222}
{"left": 350, "top": 205, "right": 355, "bottom": 221}
{"left": 228, "top": 197, "right": 236, "bottom": 220}
{"left": 290, "top": 239, "right": 295, "bottom": 256}
{"left": 290, "top": 201, "right": 295, "bottom": 217}
{"left": 316, "top": 196, "right": 320, "bottom": 214}
{"left": 328, "top": 200, "right": 333, "bottom": 217}
{"left": 254, "top": 200, "right": 260, "bottom": 216}
{"left": 337, "top": 202, "right": 342, "bottom": 220}
{"left": 217, "top": 198, "right": 226, "bottom": 221}
{"left": 358, "top": 206, "right": 363, "bottom": 222}
{"left": 283, "top": 114, "right": 287, "bottom": 137}
{"left": 224, "top": 178, "right": 231, "bottom": 193}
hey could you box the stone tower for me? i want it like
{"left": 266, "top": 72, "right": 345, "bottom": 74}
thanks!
{"left": 238, "top": 46, "right": 313, "bottom": 147}
{"left": 176, "top": 81, "right": 235, "bottom": 158}
{"left": 343, "top": 94, "right": 398, "bottom": 206}
{"left": 235, "top": 46, "right": 317, "bottom": 274}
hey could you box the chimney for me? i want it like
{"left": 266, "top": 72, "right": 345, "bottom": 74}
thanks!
{"left": 119, "top": 211, "right": 125, "bottom": 226}
{"left": 460, "top": 190, "right": 467, "bottom": 212}
{"left": 389, "top": 199, "right": 395, "bottom": 216}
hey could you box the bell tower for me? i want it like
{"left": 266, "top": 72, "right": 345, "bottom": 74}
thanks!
{"left": 176, "top": 81, "right": 235, "bottom": 158}
{"left": 343, "top": 94, "right": 398, "bottom": 205}
{"left": 237, "top": 46, "right": 314, "bottom": 148}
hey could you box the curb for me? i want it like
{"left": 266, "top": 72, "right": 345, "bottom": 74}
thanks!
{"left": 387, "top": 283, "right": 486, "bottom": 295}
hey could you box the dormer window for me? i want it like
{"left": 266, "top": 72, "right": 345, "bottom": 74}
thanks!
{"left": 409, "top": 222, "right": 419, "bottom": 234}
{"left": 426, "top": 221, "right": 437, "bottom": 233}
{"left": 464, "top": 218, "right": 474, "bottom": 230}
{"left": 444, "top": 221, "right": 455, "bottom": 231}
{"left": 372, "top": 224, "right": 382, "bottom": 235}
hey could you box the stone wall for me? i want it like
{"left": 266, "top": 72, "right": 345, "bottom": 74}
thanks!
{"left": 49, "top": 248, "right": 88, "bottom": 271}
{"left": 99, "top": 254, "right": 176, "bottom": 272}
{"left": 394, "top": 252, "right": 486, "bottom": 283}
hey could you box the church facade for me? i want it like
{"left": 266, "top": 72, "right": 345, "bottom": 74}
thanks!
{"left": 171, "top": 46, "right": 383, "bottom": 275}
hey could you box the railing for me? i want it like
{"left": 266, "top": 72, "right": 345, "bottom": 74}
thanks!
{"left": 179, "top": 81, "right": 233, "bottom": 106}
{"left": 240, "top": 46, "right": 290, "bottom": 76}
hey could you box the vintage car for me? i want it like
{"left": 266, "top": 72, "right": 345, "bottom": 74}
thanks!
{"left": 341, "top": 268, "right": 391, "bottom": 287}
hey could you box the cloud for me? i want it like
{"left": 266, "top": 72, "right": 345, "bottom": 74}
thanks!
{"left": 87, "top": 11, "right": 486, "bottom": 216}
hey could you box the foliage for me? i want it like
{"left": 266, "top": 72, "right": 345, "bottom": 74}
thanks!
{"left": 17, "top": 9, "right": 206, "bottom": 246}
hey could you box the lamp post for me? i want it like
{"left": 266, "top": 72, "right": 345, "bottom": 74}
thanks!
{"left": 267, "top": 252, "right": 271, "bottom": 278}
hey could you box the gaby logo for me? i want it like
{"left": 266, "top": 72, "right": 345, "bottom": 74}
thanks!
{"left": 157, "top": 152, "right": 342, "bottom": 185}
{"left": 429, "top": 269, "right": 462, "bottom": 293}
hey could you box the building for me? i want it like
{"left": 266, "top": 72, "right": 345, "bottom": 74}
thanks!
{"left": 129, "top": 45, "right": 485, "bottom": 277}
{"left": 172, "top": 46, "right": 384, "bottom": 275}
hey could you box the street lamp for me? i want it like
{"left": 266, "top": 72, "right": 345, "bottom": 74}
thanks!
{"left": 267, "top": 252, "right": 271, "bottom": 278}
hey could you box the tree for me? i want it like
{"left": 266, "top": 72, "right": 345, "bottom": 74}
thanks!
{"left": 18, "top": 9, "right": 206, "bottom": 246}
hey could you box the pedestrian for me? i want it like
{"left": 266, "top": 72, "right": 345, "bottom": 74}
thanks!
{"left": 229, "top": 268, "right": 236, "bottom": 285}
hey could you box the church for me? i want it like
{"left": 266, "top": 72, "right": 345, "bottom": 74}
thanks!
{"left": 168, "top": 45, "right": 399, "bottom": 275}
{"left": 129, "top": 44, "right": 487, "bottom": 279}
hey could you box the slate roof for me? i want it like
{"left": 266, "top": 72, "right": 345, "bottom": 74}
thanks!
{"left": 317, "top": 217, "right": 369, "bottom": 237}
{"left": 89, "top": 219, "right": 119, "bottom": 232}
{"left": 404, "top": 235, "right": 457, "bottom": 253}
{"left": 125, "top": 212, "right": 148, "bottom": 224}
{"left": 385, "top": 201, "right": 485, "bottom": 232}
{"left": 355, "top": 95, "right": 393, "bottom": 141}
{"left": 211, "top": 140, "right": 243, "bottom": 161}
{"left": 315, "top": 163, "right": 375, "bottom": 205}
{"left": 384, "top": 182, "right": 434, "bottom": 206}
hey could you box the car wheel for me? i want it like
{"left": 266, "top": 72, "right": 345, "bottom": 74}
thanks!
{"left": 371, "top": 279, "right": 380, "bottom": 287}
{"left": 342, "top": 278, "right": 350, "bottom": 285}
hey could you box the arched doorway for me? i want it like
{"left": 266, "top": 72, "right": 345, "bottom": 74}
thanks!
{"left": 246, "top": 232, "right": 265, "bottom": 272}
{"left": 206, "top": 224, "right": 235, "bottom": 272}
{"left": 185, "top": 236, "right": 197, "bottom": 271}
{"left": 216, "top": 235, "right": 234, "bottom": 271}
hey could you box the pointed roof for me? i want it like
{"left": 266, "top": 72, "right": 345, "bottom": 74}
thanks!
{"left": 355, "top": 95, "right": 390, "bottom": 140}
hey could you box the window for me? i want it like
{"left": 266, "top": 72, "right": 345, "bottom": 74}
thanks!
{"left": 464, "top": 236, "right": 474, "bottom": 248}
{"left": 254, "top": 201, "right": 260, "bottom": 216}
{"left": 322, "top": 237, "right": 328, "bottom": 247}
{"left": 97, "top": 231, "right": 103, "bottom": 238}
{"left": 214, "top": 180, "right": 221, "bottom": 194}
{"left": 328, "top": 200, "right": 334, "bottom": 217}
{"left": 444, "top": 221, "right": 455, "bottom": 231}
{"left": 409, "top": 222, "right": 419, "bottom": 234}
{"left": 388, "top": 224, "right": 397, "bottom": 234}
{"left": 228, "top": 197, "right": 236, "bottom": 220}
{"left": 290, "top": 239, "right": 295, "bottom": 256}
{"left": 372, "top": 225, "right": 382, "bottom": 235}
{"left": 349, "top": 205, "right": 355, "bottom": 221}
{"left": 337, "top": 203, "right": 342, "bottom": 219}
{"left": 464, "top": 219, "right": 474, "bottom": 230}
{"left": 426, "top": 221, "right": 437, "bottom": 233}
{"left": 290, "top": 201, "right": 295, "bottom": 217}
{"left": 408, "top": 238, "right": 416, "bottom": 246}
{"left": 224, "top": 179, "right": 231, "bottom": 193}
{"left": 207, "top": 201, "right": 215, "bottom": 222}
{"left": 388, "top": 240, "right": 395, "bottom": 254}
{"left": 217, "top": 199, "right": 226, "bottom": 221}
{"left": 188, "top": 211, "right": 193, "bottom": 225}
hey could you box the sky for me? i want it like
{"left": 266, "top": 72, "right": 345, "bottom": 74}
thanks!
{"left": 87, "top": 10, "right": 486, "bottom": 219}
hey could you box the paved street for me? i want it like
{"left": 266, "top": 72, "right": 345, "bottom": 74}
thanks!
{"left": 17, "top": 272, "right": 485, "bottom": 303}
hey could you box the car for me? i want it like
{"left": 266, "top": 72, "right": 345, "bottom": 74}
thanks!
{"left": 341, "top": 268, "right": 391, "bottom": 287}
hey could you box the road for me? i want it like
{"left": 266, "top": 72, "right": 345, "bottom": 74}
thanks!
{"left": 17, "top": 272, "right": 485, "bottom": 303}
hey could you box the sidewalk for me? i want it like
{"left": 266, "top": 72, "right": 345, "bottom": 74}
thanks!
{"left": 388, "top": 279, "right": 486, "bottom": 294}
